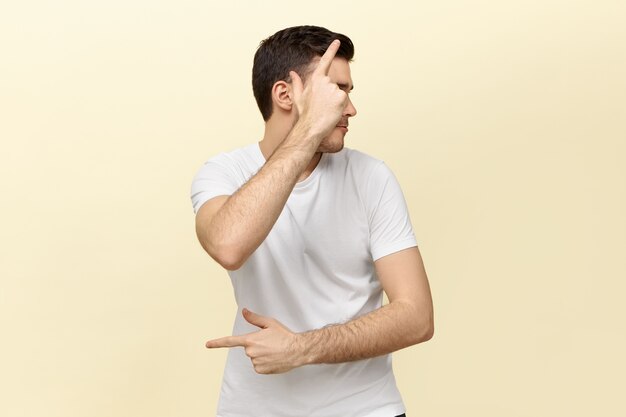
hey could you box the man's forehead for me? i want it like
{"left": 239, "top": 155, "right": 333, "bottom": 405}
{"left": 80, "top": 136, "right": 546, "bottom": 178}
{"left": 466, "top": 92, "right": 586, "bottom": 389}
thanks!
{"left": 305, "top": 56, "right": 353, "bottom": 87}
{"left": 308, "top": 55, "right": 350, "bottom": 66}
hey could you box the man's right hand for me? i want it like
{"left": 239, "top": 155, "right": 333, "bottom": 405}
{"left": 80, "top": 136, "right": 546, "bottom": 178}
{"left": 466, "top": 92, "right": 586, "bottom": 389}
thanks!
{"left": 289, "top": 39, "right": 348, "bottom": 142}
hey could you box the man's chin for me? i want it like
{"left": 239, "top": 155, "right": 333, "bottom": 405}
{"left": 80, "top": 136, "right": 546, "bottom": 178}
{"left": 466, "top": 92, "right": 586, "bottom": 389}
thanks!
{"left": 317, "top": 136, "right": 346, "bottom": 153}
{"left": 317, "top": 142, "right": 344, "bottom": 154}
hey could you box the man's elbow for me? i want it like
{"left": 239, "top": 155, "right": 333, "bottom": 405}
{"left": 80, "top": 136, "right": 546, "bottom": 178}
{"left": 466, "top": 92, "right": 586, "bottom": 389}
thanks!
{"left": 203, "top": 239, "right": 250, "bottom": 271}
{"left": 208, "top": 244, "right": 248, "bottom": 271}
{"left": 409, "top": 314, "right": 434, "bottom": 345}
{"left": 196, "top": 227, "right": 247, "bottom": 270}
{"left": 421, "top": 319, "right": 435, "bottom": 342}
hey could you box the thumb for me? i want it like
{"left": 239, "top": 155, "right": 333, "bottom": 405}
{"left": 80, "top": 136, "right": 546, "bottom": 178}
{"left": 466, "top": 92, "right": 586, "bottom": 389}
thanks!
{"left": 242, "top": 308, "right": 272, "bottom": 329}
{"left": 289, "top": 70, "right": 304, "bottom": 103}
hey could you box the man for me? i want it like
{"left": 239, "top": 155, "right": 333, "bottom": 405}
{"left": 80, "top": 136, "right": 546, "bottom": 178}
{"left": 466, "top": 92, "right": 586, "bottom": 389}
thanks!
{"left": 191, "top": 25, "right": 434, "bottom": 417}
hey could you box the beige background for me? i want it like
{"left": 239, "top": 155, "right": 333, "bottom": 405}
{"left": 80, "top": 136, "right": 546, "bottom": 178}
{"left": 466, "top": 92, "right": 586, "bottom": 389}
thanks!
{"left": 1, "top": 0, "right": 625, "bottom": 416}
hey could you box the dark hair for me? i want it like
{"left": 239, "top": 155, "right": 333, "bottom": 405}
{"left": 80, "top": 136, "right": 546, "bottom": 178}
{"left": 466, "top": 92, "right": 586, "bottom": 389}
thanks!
{"left": 252, "top": 25, "right": 355, "bottom": 121}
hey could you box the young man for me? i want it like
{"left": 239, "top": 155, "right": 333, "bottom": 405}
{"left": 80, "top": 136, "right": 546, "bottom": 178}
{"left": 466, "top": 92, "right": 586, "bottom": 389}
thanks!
{"left": 191, "top": 25, "right": 434, "bottom": 417}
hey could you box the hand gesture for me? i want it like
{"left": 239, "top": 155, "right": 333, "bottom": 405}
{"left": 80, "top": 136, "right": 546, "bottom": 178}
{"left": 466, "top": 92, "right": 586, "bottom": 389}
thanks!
{"left": 289, "top": 39, "right": 348, "bottom": 140}
{"left": 205, "top": 308, "right": 306, "bottom": 374}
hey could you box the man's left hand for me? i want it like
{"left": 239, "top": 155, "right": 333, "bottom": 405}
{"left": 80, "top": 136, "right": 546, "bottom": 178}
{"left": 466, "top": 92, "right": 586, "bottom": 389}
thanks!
{"left": 205, "top": 308, "right": 306, "bottom": 374}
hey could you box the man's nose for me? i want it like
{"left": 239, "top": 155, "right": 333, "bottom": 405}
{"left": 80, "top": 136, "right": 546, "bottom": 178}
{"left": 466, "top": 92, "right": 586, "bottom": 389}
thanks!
{"left": 344, "top": 96, "right": 357, "bottom": 117}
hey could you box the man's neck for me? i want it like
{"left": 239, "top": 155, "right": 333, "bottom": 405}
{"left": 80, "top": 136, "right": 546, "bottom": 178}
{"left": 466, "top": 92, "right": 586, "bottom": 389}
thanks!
{"left": 259, "top": 119, "right": 322, "bottom": 183}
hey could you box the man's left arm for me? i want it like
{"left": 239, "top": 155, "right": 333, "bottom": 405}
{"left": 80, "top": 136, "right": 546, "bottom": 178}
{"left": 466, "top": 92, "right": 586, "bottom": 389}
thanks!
{"left": 205, "top": 246, "right": 434, "bottom": 374}
{"left": 299, "top": 245, "right": 434, "bottom": 362}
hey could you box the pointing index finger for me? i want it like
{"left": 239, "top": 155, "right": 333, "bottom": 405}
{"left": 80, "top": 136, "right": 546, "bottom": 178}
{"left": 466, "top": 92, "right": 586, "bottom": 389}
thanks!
{"left": 316, "top": 39, "right": 340, "bottom": 75}
{"left": 205, "top": 335, "right": 246, "bottom": 349}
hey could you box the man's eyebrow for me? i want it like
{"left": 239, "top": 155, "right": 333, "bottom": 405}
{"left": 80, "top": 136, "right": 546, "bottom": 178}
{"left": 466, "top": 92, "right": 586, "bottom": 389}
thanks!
{"left": 337, "top": 83, "right": 354, "bottom": 91}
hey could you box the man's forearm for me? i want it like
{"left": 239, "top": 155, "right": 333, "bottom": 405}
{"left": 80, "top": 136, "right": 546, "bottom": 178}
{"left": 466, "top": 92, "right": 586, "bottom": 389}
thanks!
{"left": 297, "top": 300, "right": 434, "bottom": 365}
{"left": 204, "top": 298, "right": 434, "bottom": 374}
{"left": 205, "top": 122, "right": 321, "bottom": 269}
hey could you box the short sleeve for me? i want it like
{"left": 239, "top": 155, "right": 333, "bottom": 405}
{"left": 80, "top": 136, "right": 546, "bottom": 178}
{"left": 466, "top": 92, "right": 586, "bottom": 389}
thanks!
{"left": 366, "top": 162, "right": 418, "bottom": 261}
{"left": 190, "top": 159, "right": 239, "bottom": 214}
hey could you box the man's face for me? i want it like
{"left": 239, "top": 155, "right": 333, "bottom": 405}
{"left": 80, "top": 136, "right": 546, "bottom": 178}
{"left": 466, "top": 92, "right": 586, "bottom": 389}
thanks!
{"left": 313, "top": 57, "right": 357, "bottom": 153}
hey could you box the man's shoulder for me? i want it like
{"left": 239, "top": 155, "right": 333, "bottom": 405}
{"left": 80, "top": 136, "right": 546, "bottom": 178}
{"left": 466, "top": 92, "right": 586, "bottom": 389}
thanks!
{"left": 328, "top": 148, "right": 401, "bottom": 194}
{"left": 324, "top": 148, "right": 393, "bottom": 196}
{"left": 205, "top": 142, "right": 261, "bottom": 164}
{"left": 193, "top": 142, "right": 264, "bottom": 186}
{"left": 196, "top": 143, "right": 265, "bottom": 178}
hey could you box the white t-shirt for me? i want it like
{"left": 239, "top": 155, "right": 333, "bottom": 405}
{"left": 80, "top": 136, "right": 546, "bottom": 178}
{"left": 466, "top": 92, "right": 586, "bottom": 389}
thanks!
{"left": 191, "top": 143, "right": 418, "bottom": 417}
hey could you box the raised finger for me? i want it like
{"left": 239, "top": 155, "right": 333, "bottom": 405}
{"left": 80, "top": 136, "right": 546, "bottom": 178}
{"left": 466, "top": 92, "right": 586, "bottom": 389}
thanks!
{"left": 315, "top": 39, "right": 340, "bottom": 75}
{"left": 289, "top": 70, "right": 303, "bottom": 99}
{"left": 242, "top": 308, "right": 272, "bottom": 329}
{"left": 205, "top": 335, "right": 246, "bottom": 349}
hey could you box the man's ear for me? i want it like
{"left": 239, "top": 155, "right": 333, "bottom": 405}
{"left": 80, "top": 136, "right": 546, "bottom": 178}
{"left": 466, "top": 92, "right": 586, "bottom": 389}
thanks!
{"left": 271, "top": 80, "right": 294, "bottom": 113}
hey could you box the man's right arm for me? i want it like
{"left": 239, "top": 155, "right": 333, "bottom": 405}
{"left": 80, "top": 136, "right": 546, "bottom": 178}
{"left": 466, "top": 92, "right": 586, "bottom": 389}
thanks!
{"left": 195, "top": 40, "right": 347, "bottom": 270}
{"left": 195, "top": 122, "right": 322, "bottom": 270}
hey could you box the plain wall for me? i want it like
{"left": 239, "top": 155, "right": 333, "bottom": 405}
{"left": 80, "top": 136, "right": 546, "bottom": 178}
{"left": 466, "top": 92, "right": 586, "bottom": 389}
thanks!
{"left": 1, "top": 0, "right": 625, "bottom": 416}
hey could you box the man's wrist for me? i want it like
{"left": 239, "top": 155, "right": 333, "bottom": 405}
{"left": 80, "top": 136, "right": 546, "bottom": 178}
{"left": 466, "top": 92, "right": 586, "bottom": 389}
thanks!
{"left": 282, "top": 119, "right": 324, "bottom": 152}
{"left": 293, "top": 331, "right": 317, "bottom": 367}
